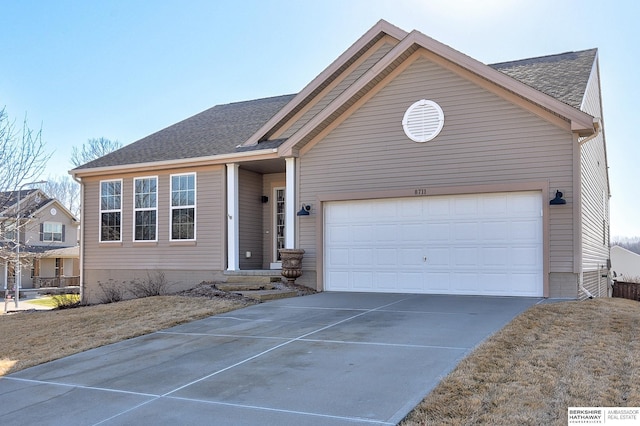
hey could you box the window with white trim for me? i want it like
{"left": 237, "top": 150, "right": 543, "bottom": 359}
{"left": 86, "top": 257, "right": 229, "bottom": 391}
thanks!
{"left": 134, "top": 177, "right": 157, "bottom": 241}
{"left": 43, "top": 222, "right": 63, "bottom": 242}
{"left": 170, "top": 173, "right": 195, "bottom": 240}
{"left": 100, "top": 179, "right": 122, "bottom": 242}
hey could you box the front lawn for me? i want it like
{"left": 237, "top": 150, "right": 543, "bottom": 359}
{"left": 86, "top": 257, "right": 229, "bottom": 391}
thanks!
{"left": 401, "top": 298, "right": 640, "bottom": 425}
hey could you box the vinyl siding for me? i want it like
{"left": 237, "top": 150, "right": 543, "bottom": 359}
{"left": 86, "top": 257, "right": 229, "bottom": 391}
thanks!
{"left": 23, "top": 205, "right": 78, "bottom": 248}
{"left": 280, "top": 41, "right": 397, "bottom": 139}
{"left": 579, "top": 59, "right": 610, "bottom": 273}
{"left": 239, "top": 169, "right": 263, "bottom": 269}
{"left": 299, "top": 56, "right": 575, "bottom": 278}
{"left": 581, "top": 270, "right": 608, "bottom": 300}
{"left": 82, "top": 165, "right": 225, "bottom": 272}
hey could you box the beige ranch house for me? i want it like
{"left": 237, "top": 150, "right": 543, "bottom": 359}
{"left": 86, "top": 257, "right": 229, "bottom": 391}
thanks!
{"left": 72, "top": 20, "right": 610, "bottom": 304}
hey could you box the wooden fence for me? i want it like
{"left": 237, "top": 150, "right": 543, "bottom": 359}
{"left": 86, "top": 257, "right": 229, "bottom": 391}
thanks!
{"left": 612, "top": 281, "right": 640, "bottom": 301}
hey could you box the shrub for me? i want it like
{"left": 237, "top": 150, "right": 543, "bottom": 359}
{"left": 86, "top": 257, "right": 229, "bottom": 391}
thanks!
{"left": 129, "top": 271, "right": 173, "bottom": 298}
{"left": 97, "top": 280, "right": 127, "bottom": 304}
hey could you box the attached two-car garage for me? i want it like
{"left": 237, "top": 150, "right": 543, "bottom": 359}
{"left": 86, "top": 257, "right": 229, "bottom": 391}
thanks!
{"left": 324, "top": 191, "right": 543, "bottom": 296}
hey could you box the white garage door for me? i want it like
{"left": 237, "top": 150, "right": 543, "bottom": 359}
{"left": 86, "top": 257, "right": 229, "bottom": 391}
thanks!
{"left": 324, "top": 191, "right": 543, "bottom": 296}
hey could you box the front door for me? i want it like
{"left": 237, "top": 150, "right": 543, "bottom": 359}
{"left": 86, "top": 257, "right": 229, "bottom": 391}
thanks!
{"left": 272, "top": 187, "right": 286, "bottom": 268}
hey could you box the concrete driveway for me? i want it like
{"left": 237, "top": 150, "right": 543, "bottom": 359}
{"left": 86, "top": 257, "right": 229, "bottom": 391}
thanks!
{"left": 0, "top": 293, "right": 539, "bottom": 425}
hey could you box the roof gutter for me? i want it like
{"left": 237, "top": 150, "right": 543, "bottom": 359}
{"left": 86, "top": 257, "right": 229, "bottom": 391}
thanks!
{"left": 578, "top": 118, "right": 601, "bottom": 146}
{"left": 70, "top": 148, "right": 279, "bottom": 178}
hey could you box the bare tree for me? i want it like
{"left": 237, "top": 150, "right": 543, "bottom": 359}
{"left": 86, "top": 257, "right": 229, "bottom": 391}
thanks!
{"left": 0, "top": 107, "right": 51, "bottom": 210}
{"left": 44, "top": 175, "right": 80, "bottom": 217}
{"left": 71, "top": 137, "right": 122, "bottom": 168}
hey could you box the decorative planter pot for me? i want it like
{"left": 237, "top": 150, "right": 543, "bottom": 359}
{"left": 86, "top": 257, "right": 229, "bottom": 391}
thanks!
{"left": 279, "top": 248, "right": 305, "bottom": 284}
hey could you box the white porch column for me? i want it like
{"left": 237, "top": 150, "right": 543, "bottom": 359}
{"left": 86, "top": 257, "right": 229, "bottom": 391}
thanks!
{"left": 2, "top": 261, "right": 6, "bottom": 291}
{"left": 285, "top": 157, "right": 296, "bottom": 249}
{"left": 226, "top": 163, "right": 240, "bottom": 271}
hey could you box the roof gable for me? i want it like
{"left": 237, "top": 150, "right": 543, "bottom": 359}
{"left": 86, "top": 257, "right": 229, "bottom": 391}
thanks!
{"left": 71, "top": 20, "right": 599, "bottom": 174}
{"left": 275, "top": 27, "right": 597, "bottom": 156}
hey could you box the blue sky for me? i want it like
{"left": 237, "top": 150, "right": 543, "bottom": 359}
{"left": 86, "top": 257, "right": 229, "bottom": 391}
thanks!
{"left": 2, "top": 0, "right": 638, "bottom": 237}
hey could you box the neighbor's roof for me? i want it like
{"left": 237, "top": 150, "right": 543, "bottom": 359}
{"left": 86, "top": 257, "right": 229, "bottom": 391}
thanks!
{"left": 0, "top": 189, "right": 52, "bottom": 216}
{"left": 73, "top": 48, "right": 596, "bottom": 171}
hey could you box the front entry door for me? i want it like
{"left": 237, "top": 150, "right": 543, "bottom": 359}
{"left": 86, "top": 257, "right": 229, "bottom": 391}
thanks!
{"left": 272, "top": 187, "right": 286, "bottom": 268}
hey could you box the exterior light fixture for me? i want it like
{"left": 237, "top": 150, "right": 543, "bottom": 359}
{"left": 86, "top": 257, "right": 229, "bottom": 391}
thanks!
{"left": 297, "top": 204, "right": 311, "bottom": 216}
{"left": 549, "top": 190, "right": 567, "bottom": 205}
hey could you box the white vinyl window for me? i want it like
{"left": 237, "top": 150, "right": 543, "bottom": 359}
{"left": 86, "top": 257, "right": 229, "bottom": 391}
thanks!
{"left": 134, "top": 176, "right": 158, "bottom": 241}
{"left": 170, "top": 173, "right": 196, "bottom": 240}
{"left": 100, "top": 179, "right": 122, "bottom": 242}
{"left": 43, "top": 222, "right": 63, "bottom": 242}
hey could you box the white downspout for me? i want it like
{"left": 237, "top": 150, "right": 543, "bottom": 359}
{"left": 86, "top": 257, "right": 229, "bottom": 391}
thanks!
{"left": 578, "top": 119, "right": 601, "bottom": 300}
{"left": 71, "top": 174, "right": 84, "bottom": 303}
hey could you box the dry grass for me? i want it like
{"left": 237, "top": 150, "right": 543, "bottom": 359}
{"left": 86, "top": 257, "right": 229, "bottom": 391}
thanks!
{"left": 0, "top": 296, "right": 252, "bottom": 376}
{"left": 401, "top": 298, "right": 640, "bottom": 425}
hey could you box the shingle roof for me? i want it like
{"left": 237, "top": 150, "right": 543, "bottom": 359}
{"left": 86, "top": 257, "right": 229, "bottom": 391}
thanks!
{"left": 0, "top": 190, "right": 51, "bottom": 216}
{"left": 74, "top": 49, "right": 596, "bottom": 171}
{"left": 489, "top": 48, "right": 597, "bottom": 109}
{"left": 74, "top": 94, "right": 296, "bottom": 170}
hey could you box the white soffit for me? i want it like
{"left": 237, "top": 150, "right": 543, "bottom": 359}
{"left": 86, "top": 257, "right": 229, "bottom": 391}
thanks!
{"left": 402, "top": 99, "right": 445, "bottom": 142}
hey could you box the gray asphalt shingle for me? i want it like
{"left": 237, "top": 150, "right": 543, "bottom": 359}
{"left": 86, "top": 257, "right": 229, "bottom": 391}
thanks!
{"left": 490, "top": 48, "right": 597, "bottom": 109}
{"left": 74, "top": 49, "right": 596, "bottom": 171}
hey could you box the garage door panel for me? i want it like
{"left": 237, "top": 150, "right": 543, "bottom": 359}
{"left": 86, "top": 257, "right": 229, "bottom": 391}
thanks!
{"left": 352, "top": 225, "right": 374, "bottom": 242}
{"left": 510, "top": 273, "right": 540, "bottom": 294}
{"left": 427, "top": 223, "right": 450, "bottom": 241}
{"left": 453, "top": 247, "right": 478, "bottom": 266}
{"left": 424, "top": 272, "right": 450, "bottom": 291}
{"left": 425, "top": 247, "right": 450, "bottom": 267}
{"left": 376, "top": 224, "right": 397, "bottom": 242}
{"left": 482, "top": 195, "right": 508, "bottom": 215}
{"left": 399, "top": 248, "right": 424, "bottom": 267}
{"left": 325, "top": 191, "right": 542, "bottom": 296}
{"left": 454, "top": 222, "right": 478, "bottom": 241}
{"left": 376, "top": 248, "right": 398, "bottom": 266}
{"left": 352, "top": 272, "right": 374, "bottom": 290}
{"left": 399, "top": 223, "right": 423, "bottom": 241}
{"left": 511, "top": 220, "right": 541, "bottom": 241}
{"left": 352, "top": 249, "right": 374, "bottom": 266}
{"left": 483, "top": 247, "right": 509, "bottom": 267}
{"left": 326, "top": 271, "right": 350, "bottom": 290}
{"left": 511, "top": 246, "right": 542, "bottom": 267}
{"left": 452, "top": 272, "right": 479, "bottom": 292}
{"left": 398, "top": 272, "right": 423, "bottom": 291}
{"left": 326, "top": 225, "right": 350, "bottom": 243}
{"left": 327, "top": 248, "right": 350, "bottom": 266}
{"left": 481, "top": 221, "right": 509, "bottom": 241}
{"left": 454, "top": 197, "right": 479, "bottom": 216}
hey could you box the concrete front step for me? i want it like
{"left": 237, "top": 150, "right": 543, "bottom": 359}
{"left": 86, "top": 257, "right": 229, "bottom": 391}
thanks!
{"left": 224, "top": 272, "right": 283, "bottom": 284}
{"left": 237, "top": 289, "right": 298, "bottom": 301}
{"left": 216, "top": 283, "right": 276, "bottom": 292}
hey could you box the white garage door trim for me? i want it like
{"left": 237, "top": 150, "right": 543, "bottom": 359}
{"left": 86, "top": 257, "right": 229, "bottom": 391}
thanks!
{"left": 324, "top": 191, "right": 543, "bottom": 296}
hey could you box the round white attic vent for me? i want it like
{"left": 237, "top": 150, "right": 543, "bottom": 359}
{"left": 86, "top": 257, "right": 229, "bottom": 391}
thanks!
{"left": 402, "top": 99, "right": 444, "bottom": 142}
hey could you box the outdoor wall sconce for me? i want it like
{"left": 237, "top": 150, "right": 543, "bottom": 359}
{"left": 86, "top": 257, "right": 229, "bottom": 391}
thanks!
{"left": 261, "top": 195, "right": 269, "bottom": 203}
{"left": 549, "top": 190, "right": 567, "bottom": 205}
{"left": 297, "top": 204, "right": 311, "bottom": 216}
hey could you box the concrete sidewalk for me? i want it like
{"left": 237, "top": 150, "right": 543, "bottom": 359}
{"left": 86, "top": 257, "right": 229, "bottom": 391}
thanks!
{"left": 0, "top": 293, "right": 539, "bottom": 425}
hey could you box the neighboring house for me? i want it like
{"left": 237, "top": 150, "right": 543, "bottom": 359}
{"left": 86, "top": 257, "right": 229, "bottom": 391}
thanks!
{"left": 610, "top": 246, "right": 640, "bottom": 282}
{"left": 71, "top": 20, "right": 610, "bottom": 303}
{"left": 0, "top": 189, "right": 80, "bottom": 291}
